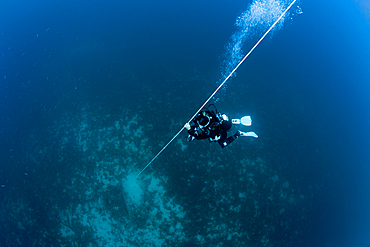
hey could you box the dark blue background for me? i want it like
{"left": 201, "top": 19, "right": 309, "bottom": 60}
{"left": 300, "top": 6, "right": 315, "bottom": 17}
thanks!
{"left": 1, "top": 0, "right": 369, "bottom": 246}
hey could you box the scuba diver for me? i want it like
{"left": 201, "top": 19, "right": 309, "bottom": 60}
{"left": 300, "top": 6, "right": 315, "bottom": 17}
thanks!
{"left": 184, "top": 104, "right": 258, "bottom": 148}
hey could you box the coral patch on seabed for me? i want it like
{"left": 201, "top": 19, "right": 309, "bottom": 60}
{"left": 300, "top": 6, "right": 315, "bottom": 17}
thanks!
{"left": 49, "top": 108, "right": 188, "bottom": 246}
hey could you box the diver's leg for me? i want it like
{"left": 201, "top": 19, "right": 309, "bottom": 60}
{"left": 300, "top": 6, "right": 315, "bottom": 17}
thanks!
{"left": 217, "top": 131, "right": 240, "bottom": 148}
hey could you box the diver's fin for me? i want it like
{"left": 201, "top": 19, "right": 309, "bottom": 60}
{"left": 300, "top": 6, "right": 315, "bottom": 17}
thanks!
{"left": 239, "top": 131, "right": 258, "bottom": 138}
{"left": 232, "top": 116, "right": 252, "bottom": 126}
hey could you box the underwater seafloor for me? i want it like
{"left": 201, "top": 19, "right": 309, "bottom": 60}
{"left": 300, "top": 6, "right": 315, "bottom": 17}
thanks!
{"left": 0, "top": 82, "right": 314, "bottom": 246}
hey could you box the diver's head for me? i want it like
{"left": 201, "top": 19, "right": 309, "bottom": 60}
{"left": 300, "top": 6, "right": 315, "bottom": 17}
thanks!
{"left": 198, "top": 115, "right": 210, "bottom": 127}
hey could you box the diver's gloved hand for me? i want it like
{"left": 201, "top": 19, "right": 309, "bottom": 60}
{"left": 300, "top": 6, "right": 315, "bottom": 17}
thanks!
{"left": 184, "top": 123, "right": 191, "bottom": 130}
{"left": 239, "top": 131, "right": 258, "bottom": 138}
{"left": 187, "top": 135, "right": 195, "bottom": 142}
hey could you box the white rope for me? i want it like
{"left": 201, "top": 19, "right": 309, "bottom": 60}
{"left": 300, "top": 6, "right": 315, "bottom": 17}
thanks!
{"left": 136, "top": 126, "right": 185, "bottom": 178}
{"left": 136, "top": 0, "right": 297, "bottom": 178}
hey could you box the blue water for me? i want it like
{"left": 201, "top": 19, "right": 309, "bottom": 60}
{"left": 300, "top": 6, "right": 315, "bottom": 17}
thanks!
{"left": 1, "top": 0, "right": 369, "bottom": 246}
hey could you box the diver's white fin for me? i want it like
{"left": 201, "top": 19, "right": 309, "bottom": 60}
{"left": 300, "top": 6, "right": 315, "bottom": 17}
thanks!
{"left": 232, "top": 116, "right": 252, "bottom": 126}
{"left": 239, "top": 131, "right": 258, "bottom": 138}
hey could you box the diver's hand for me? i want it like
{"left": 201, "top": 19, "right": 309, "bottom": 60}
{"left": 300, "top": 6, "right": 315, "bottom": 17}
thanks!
{"left": 184, "top": 123, "right": 190, "bottom": 130}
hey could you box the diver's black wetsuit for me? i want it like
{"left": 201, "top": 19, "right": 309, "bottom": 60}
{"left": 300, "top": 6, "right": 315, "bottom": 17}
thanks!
{"left": 187, "top": 109, "right": 240, "bottom": 148}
